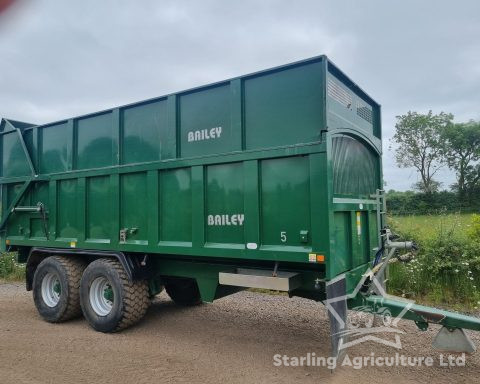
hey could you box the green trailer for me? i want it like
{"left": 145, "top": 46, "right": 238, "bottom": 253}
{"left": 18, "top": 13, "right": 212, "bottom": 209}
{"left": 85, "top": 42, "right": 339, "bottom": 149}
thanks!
{"left": 1, "top": 55, "right": 478, "bottom": 354}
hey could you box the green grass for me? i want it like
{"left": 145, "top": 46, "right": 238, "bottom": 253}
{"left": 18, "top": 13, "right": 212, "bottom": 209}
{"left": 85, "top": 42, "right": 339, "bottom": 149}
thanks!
{"left": 0, "top": 252, "right": 25, "bottom": 282}
{"left": 387, "top": 213, "right": 480, "bottom": 311}
{"left": 388, "top": 213, "right": 472, "bottom": 242}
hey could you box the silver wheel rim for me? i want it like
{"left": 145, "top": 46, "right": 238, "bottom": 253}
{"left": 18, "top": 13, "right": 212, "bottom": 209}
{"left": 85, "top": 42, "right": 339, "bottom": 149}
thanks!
{"left": 41, "top": 272, "right": 61, "bottom": 307}
{"left": 89, "top": 277, "right": 114, "bottom": 316}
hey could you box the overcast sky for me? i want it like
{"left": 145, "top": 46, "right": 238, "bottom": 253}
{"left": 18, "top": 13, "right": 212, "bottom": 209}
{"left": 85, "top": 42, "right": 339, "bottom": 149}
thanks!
{"left": 1, "top": 0, "right": 479, "bottom": 190}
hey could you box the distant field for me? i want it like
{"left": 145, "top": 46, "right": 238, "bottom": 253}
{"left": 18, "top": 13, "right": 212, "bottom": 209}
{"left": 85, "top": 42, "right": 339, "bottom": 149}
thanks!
{"left": 388, "top": 213, "right": 473, "bottom": 241}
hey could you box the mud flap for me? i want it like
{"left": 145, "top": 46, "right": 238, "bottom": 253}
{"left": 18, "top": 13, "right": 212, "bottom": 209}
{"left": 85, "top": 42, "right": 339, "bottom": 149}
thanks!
{"left": 432, "top": 327, "right": 476, "bottom": 353}
{"left": 325, "top": 276, "right": 348, "bottom": 358}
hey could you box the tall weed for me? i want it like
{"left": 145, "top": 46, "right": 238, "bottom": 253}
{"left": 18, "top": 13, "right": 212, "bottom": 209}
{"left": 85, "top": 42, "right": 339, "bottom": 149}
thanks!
{"left": 388, "top": 213, "right": 480, "bottom": 310}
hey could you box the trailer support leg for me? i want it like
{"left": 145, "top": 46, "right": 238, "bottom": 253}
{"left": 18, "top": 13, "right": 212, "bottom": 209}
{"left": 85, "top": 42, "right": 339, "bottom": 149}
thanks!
{"left": 432, "top": 327, "right": 476, "bottom": 353}
{"left": 325, "top": 276, "right": 348, "bottom": 358}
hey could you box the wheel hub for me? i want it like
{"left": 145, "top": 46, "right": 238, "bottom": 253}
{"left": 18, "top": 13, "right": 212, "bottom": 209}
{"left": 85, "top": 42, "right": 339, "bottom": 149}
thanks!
{"left": 41, "top": 272, "right": 61, "bottom": 307}
{"left": 89, "top": 277, "right": 114, "bottom": 316}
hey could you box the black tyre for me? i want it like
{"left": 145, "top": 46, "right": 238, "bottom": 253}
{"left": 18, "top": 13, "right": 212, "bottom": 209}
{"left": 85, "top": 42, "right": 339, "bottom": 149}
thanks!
{"left": 165, "top": 277, "right": 202, "bottom": 306}
{"left": 79, "top": 258, "right": 150, "bottom": 333}
{"left": 32, "top": 256, "right": 87, "bottom": 323}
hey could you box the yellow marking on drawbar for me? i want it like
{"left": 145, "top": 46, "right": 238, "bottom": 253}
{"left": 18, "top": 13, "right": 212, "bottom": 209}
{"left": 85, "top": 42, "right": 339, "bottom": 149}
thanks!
{"left": 356, "top": 212, "right": 362, "bottom": 236}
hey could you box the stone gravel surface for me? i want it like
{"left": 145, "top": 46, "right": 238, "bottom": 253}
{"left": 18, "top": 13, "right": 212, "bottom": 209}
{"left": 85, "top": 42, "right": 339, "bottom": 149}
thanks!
{"left": 0, "top": 283, "right": 479, "bottom": 383}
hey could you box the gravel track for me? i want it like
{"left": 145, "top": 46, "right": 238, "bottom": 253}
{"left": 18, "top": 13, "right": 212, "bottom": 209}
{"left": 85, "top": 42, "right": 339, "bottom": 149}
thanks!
{"left": 0, "top": 283, "right": 479, "bottom": 384}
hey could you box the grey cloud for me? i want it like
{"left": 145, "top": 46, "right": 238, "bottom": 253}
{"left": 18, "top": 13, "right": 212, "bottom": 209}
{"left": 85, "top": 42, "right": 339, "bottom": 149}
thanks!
{"left": 1, "top": 0, "right": 478, "bottom": 190}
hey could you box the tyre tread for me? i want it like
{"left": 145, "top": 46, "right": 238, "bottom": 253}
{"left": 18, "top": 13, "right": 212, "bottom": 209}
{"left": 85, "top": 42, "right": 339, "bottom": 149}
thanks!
{"left": 51, "top": 256, "right": 86, "bottom": 322}
{"left": 98, "top": 258, "right": 150, "bottom": 332}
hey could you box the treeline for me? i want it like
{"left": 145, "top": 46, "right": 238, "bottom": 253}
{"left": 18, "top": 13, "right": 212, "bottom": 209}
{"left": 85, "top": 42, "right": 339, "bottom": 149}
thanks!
{"left": 391, "top": 112, "right": 480, "bottom": 200}
{"left": 386, "top": 189, "right": 480, "bottom": 215}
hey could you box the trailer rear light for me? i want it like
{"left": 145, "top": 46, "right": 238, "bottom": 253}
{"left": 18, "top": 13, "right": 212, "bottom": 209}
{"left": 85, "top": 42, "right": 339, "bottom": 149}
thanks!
{"left": 309, "top": 253, "right": 325, "bottom": 263}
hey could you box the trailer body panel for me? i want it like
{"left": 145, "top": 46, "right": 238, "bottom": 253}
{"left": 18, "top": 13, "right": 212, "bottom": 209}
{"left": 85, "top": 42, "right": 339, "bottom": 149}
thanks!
{"left": 0, "top": 56, "right": 382, "bottom": 282}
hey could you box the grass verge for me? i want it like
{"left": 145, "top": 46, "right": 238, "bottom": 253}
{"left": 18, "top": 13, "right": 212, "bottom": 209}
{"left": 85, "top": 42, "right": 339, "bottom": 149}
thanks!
{"left": 388, "top": 213, "right": 480, "bottom": 311}
{"left": 0, "top": 252, "right": 25, "bottom": 282}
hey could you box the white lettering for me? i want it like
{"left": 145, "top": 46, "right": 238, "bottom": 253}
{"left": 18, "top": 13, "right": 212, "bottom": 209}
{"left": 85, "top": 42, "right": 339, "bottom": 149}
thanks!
{"left": 237, "top": 214, "right": 244, "bottom": 226}
{"left": 207, "top": 213, "right": 245, "bottom": 226}
{"left": 187, "top": 127, "right": 223, "bottom": 143}
{"left": 273, "top": 354, "right": 282, "bottom": 367}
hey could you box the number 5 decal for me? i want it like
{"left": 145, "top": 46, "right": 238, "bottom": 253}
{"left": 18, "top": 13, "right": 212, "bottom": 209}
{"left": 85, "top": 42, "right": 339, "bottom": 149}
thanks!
{"left": 280, "top": 231, "right": 287, "bottom": 243}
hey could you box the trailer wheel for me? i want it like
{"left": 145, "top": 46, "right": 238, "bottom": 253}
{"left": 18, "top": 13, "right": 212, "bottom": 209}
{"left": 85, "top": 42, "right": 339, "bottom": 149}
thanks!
{"left": 32, "top": 256, "right": 87, "bottom": 323}
{"left": 165, "top": 278, "right": 202, "bottom": 306}
{"left": 79, "top": 258, "right": 150, "bottom": 333}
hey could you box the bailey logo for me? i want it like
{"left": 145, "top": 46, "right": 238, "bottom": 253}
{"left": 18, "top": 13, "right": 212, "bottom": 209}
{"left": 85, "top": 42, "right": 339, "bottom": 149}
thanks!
{"left": 187, "top": 126, "right": 222, "bottom": 142}
{"left": 208, "top": 214, "right": 244, "bottom": 226}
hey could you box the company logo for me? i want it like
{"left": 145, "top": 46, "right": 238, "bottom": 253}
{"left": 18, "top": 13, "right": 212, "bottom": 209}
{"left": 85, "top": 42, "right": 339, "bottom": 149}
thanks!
{"left": 325, "top": 269, "right": 414, "bottom": 351}
{"left": 207, "top": 214, "right": 244, "bottom": 226}
{"left": 187, "top": 126, "right": 222, "bottom": 142}
{"left": 272, "top": 352, "right": 466, "bottom": 370}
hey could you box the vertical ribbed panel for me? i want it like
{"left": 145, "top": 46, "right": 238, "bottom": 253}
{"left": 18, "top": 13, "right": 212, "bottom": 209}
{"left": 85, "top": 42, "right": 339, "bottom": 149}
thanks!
{"left": 332, "top": 135, "right": 378, "bottom": 197}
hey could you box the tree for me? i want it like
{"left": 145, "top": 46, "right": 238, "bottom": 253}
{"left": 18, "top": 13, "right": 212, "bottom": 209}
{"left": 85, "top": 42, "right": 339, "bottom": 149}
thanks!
{"left": 412, "top": 180, "right": 442, "bottom": 194}
{"left": 465, "top": 163, "right": 480, "bottom": 201}
{"left": 441, "top": 120, "right": 480, "bottom": 200}
{"left": 390, "top": 111, "right": 453, "bottom": 194}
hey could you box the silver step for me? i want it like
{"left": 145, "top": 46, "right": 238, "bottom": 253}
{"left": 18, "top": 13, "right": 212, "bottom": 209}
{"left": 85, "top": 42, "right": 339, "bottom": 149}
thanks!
{"left": 219, "top": 268, "right": 302, "bottom": 291}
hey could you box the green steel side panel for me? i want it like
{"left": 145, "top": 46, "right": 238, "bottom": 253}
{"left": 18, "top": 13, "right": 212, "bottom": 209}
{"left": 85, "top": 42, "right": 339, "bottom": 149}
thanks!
{"left": 368, "top": 211, "right": 378, "bottom": 255}
{"left": 327, "top": 73, "right": 374, "bottom": 135}
{"left": 206, "top": 162, "right": 244, "bottom": 245}
{"left": 362, "top": 211, "right": 371, "bottom": 263}
{"left": 2, "top": 132, "right": 31, "bottom": 177}
{"left": 333, "top": 212, "right": 351, "bottom": 274}
{"left": 77, "top": 178, "right": 86, "bottom": 243}
{"left": 260, "top": 156, "right": 311, "bottom": 250}
{"left": 40, "top": 122, "right": 69, "bottom": 173}
{"left": 326, "top": 62, "right": 381, "bottom": 140}
{"left": 160, "top": 168, "right": 192, "bottom": 244}
{"left": 120, "top": 173, "right": 148, "bottom": 244}
{"left": 332, "top": 135, "right": 379, "bottom": 198}
{"left": 23, "top": 128, "right": 38, "bottom": 173}
{"left": 122, "top": 100, "right": 170, "bottom": 164}
{"left": 30, "top": 181, "right": 49, "bottom": 239}
{"left": 191, "top": 166, "right": 205, "bottom": 247}
{"left": 243, "top": 160, "right": 260, "bottom": 249}
{"left": 56, "top": 179, "right": 78, "bottom": 240}
{"left": 244, "top": 62, "right": 323, "bottom": 150}
{"left": 332, "top": 209, "right": 375, "bottom": 275}
{"left": 180, "top": 84, "right": 238, "bottom": 158}
{"left": 350, "top": 211, "right": 368, "bottom": 268}
{"left": 86, "top": 176, "right": 111, "bottom": 242}
{"left": 0, "top": 185, "right": 4, "bottom": 250}
{"left": 1, "top": 56, "right": 387, "bottom": 276}
{"left": 77, "top": 113, "right": 114, "bottom": 169}
{"left": 6, "top": 183, "right": 27, "bottom": 237}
